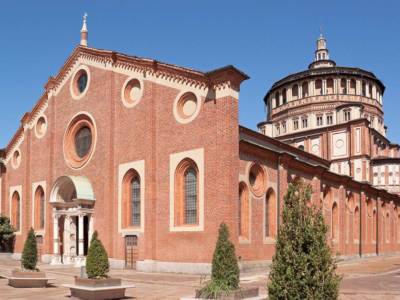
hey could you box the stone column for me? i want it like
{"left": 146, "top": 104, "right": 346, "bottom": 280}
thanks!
{"left": 51, "top": 213, "right": 60, "bottom": 264}
{"left": 78, "top": 214, "right": 84, "bottom": 256}
{"left": 88, "top": 214, "right": 94, "bottom": 246}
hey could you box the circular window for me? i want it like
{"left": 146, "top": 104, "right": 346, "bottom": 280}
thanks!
{"left": 74, "top": 126, "right": 92, "bottom": 158}
{"left": 122, "top": 78, "right": 143, "bottom": 108}
{"left": 64, "top": 113, "right": 96, "bottom": 169}
{"left": 12, "top": 150, "right": 21, "bottom": 169}
{"left": 35, "top": 116, "right": 47, "bottom": 138}
{"left": 70, "top": 66, "right": 90, "bottom": 100}
{"left": 173, "top": 91, "right": 201, "bottom": 124}
{"left": 248, "top": 163, "right": 266, "bottom": 197}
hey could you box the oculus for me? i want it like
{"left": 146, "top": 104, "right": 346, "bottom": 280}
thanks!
{"left": 64, "top": 114, "right": 96, "bottom": 169}
{"left": 248, "top": 163, "right": 266, "bottom": 197}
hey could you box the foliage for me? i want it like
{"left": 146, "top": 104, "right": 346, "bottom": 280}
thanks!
{"left": 21, "top": 228, "right": 38, "bottom": 271}
{"left": 198, "top": 223, "right": 240, "bottom": 298}
{"left": 0, "top": 215, "right": 15, "bottom": 252}
{"left": 267, "top": 182, "right": 341, "bottom": 300}
{"left": 86, "top": 231, "right": 109, "bottom": 279}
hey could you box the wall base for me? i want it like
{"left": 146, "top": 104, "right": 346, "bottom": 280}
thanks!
{"left": 136, "top": 260, "right": 212, "bottom": 274}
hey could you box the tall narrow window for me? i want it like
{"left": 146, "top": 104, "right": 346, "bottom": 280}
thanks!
{"left": 332, "top": 202, "right": 338, "bottom": 241}
{"left": 184, "top": 168, "right": 197, "bottom": 224}
{"left": 282, "top": 89, "right": 287, "bottom": 104}
{"left": 275, "top": 92, "right": 280, "bottom": 107}
{"left": 34, "top": 186, "right": 45, "bottom": 230}
{"left": 354, "top": 206, "right": 360, "bottom": 241}
{"left": 340, "top": 78, "right": 347, "bottom": 94}
{"left": 131, "top": 176, "right": 141, "bottom": 226}
{"left": 11, "top": 192, "right": 20, "bottom": 231}
{"left": 265, "top": 189, "right": 276, "bottom": 238}
{"left": 239, "top": 182, "right": 249, "bottom": 239}
{"left": 372, "top": 209, "right": 377, "bottom": 242}
{"left": 122, "top": 169, "right": 141, "bottom": 228}
{"left": 302, "top": 82, "right": 308, "bottom": 98}
{"left": 175, "top": 159, "right": 199, "bottom": 226}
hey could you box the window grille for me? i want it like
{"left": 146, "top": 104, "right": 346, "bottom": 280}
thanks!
{"left": 131, "top": 177, "right": 141, "bottom": 226}
{"left": 40, "top": 191, "right": 45, "bottom": 229}
{"left": 185, "top": 168, "right": 197, "bottom": 224}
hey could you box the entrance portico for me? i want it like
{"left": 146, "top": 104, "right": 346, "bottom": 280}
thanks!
{"left": 49, "top": 176, "right": 95, "bottom": 267}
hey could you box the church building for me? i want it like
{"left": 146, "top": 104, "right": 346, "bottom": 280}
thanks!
{"left": 0, "top": 17, "right": 399, "bottom": 273}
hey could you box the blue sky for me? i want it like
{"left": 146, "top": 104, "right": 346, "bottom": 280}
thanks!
{"left": 0, "top": 1, "right": 399, "bottom": 147}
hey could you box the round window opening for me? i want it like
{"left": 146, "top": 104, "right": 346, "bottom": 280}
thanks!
{"left": 76, "top": 71, "right": 88, "bottom": 94}
{"left": 123, "top": 79, "right": 142, "bottom": 106}
{"left": 248, "top": 163, "right": 266, "bottom": 197}
{"left": 178, "top": 92, "right": 198, "bottom": 119}
{"left": 12, "top": 150, "right": 21, "bottom": 168}
{"left": 35, "top": 116, "right": 47, "bottom": 138}
{"left": 64, "top": 114, "right": 96, "bottom": 169}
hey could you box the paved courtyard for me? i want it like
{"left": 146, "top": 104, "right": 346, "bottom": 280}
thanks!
{"left": 0, "top": 255, "right": 400, "bottom": 299}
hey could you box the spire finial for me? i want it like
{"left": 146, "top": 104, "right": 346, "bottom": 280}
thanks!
{"left": 80, "top": 13, "right": 88, "bottom": 47}
{"left": 319, "top": 26, "right": 323, "bottom": 38}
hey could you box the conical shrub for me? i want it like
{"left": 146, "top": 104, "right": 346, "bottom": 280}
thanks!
{"left": 21, "top": 228, "right": 38, "bottom": 271}
{"left": 268, "top": 181, "right": 341, "bottom": 299}
{"left": 199, "top": 223, "right": 240, "bottom": 298}
{"left": 86, "top": 231, "right": 109, "bottom": 279}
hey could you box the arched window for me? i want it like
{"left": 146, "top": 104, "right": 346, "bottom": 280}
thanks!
{"left": 131, "top": 176, "right": 141, "bottom": 226}
{"left": 239, "top": 182, "right": 249, "bottom": 239}
{"left": 397, "top": 213, "right": 400, "bottom": 243}
{"left": 282, "top": 89, "right": 287, "bottom": 104}
{"left": 372, "top": 209, "right": 377, "bottom": 242}
{"left": 350, "top": 79, "right": 356, "bottom": 95}
{"left": 275, "top": 91, "right": 280, "bottom": 107}
{"left": 184, "top": 168, "right": 197, "bottom": 224}
{"left": 11, "top": 191, "right": 21, "bottom": 231}
{"left": 369, "top": 84, "right": 373, "bottom": 98}
{"left": 122, "top": 169, "right": 141, "bottom": 228}
{"left": 292, "top": 84, "right": 298, "bottom": 100}
{"left": 265, "top": 189, "right": 276, "bottom": 238}
{"left": 175, "top": 159, "right": 199, "bottom": 226}
{"left": 354, "top": 206, "right": 360, "bottom": 241}
{"left": 340, "top": 78, "right": 347, "bottom": 94}
{"left": 298, "top": 145, "right": 305, "bottom": 151}
{"left": 302, "top": 82, "right": 308, "bottom": 98}
{"left": 347, "top": 194, "right": 354, "bottom": 242}
{"left": 315, "top": 79, "right": 322, "bottom": 95}
{"left": 34, "top": 186, "right": 45, "bottom": 230}
{"left": 327, "top": 78, "right": 334, "bottom": 94}
{"left": 386, "top": 212, "right": 390, "bottom": 242}
{"left": 362, "top": 81, "right": 366, "bottom": 96}
{"left": 332, "top": 202, "right": 339, "bottom": 241}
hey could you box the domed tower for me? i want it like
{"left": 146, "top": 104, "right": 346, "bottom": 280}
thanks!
{"left": 258, "top": 35, "right": 400, "bottom": 192}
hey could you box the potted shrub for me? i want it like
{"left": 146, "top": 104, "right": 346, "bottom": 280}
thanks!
{"left": 65, "top": 231, "right": 134, "bottom": 300}
{"left": 8, "top": 228, "right": 51, "bottom": 288}
{"left": 194, "top": 223, "right": 261, "bottom": 299}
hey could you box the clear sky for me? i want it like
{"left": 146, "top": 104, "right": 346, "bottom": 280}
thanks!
{"left": 0, "top": 1, "right": 399, "bottom": 147}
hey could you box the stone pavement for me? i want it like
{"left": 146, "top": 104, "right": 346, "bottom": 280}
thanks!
{"left": 0, "top": 255, "right": 400, "bottom": 299}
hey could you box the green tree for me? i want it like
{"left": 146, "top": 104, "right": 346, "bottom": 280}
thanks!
{"left": 21, "top": 228, "right": 38, "bottom": 271}
{"left": 0, "top": 215, "right": 15, "bottom": 252}
{"left": 198, "top": 223, "right": 240, "bottom": 298}
{"left": 86, "top": 231, "right": 109, "bottom": 279}
{"left": 268, "top": 182, "right": 341, "bottom": 300}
